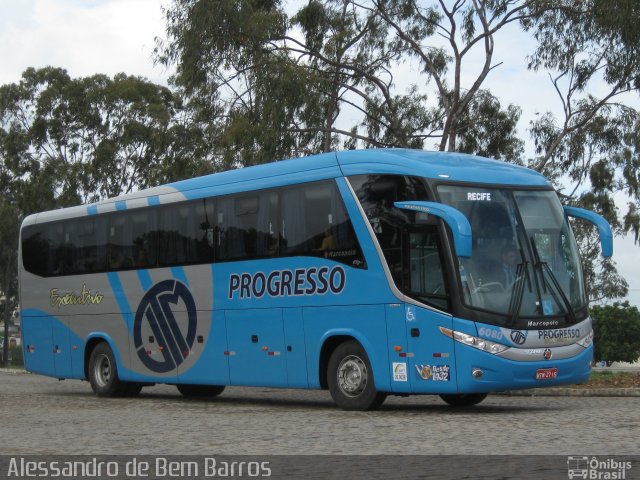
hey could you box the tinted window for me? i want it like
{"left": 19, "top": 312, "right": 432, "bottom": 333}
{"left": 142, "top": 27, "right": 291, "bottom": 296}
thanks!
{"left": 216, "top": 191, "right": 280, "bottom": 261}
{"left": 350, "top": 175, "right": 430, "bottom": 283}
{"left": 158, "top": 199, "right": 214, "bottom": 266}
{"left": 21, "top": 226, "right": 49, "bottom": 277}
{"left": 67, "top": 218, "right": 108, "bottom": 274}
{"left": 21, "top": 180, "right": 366, "bottom": 276}
{"left": 281, "top": 181, "right": 365, "bottom": 268}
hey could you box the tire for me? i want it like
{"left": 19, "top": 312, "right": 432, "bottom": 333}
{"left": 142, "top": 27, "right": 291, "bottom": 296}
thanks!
{"left": 176, "top": 384, "right": 225, "bottom": 398}
{"left": 124, "top": 383, "right": 143, "bottom": 397}
{"left": 439, "top": 393, "right": 488, "bottom": 407}
{"left": 327, "top": 340, "right": 387, "bottom": 411}
{"left": 88, "top": 342, "right": 132, "bottom": 397}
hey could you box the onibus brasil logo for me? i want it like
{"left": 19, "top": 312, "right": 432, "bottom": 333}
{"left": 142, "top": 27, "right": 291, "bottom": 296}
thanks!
{"left": 567, "top": 456, "right": 632, "bottom": 479}
{"left": 133, "top": 280, "right": 197, "bottom": 373}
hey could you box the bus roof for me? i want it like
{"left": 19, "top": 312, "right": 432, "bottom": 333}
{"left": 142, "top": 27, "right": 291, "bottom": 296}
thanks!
{"left": 168, "top": 148, "right": 549, "bottom": 199}
{"left": 24, "top": 149, "right": 550, "bottom": 225}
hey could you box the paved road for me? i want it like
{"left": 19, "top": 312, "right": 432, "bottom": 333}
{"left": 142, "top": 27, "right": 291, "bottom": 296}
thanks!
{"left": 1, "top": 371, "right": 638, "bottom": 456}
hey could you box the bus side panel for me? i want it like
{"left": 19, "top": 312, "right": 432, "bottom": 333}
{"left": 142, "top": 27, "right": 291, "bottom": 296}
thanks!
{"left": 178, "top": 309, "right": 230, "bottom": 385}
{"left": 283, "top": 308, "right": 309, "bottom": 388}
{"left": 303, "top": 304, "right": 390, "bottom": 392}
{"left": 51, "top": 317, "right": 74, "bottom": 378}
{"left": 21, "top": 313, "right": 56, "bottom": 377}
{"left": 385, "top": 303, "right": 412, "bottom": 393}
{"left": 225, "top": 308, "right": 288, "bottom": 387}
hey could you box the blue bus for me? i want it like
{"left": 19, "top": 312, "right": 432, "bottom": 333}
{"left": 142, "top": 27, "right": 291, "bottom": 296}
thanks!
{"left": 18, "top": 149, "right": 612, "bottom": 410}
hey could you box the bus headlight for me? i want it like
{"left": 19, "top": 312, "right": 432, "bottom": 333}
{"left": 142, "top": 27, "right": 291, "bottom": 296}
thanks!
{"left": 439, "top": 327, "right": 510, "bottom": 355}
{"left": 576, "top": 330, "right": 594, "bottom": 349}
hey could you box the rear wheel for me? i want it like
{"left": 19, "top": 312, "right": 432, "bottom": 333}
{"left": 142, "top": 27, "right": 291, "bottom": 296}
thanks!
{"left": 88, "top": 342, "right": 134, "bottom": 397}
{"left": 124, "top": 383, "right": 143, "bottom": 397}
{"left": 327, "top": 340, "right": 386, "bottom": 411}
{"left": 439, "top": 393, "right": 488, "bottom": 407}
{"left": 177, "top": 384, "right": 225, "bottom": 398}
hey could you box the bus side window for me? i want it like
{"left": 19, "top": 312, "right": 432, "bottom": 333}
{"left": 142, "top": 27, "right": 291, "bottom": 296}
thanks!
{"left": 158, "top": 199, "right": 215, "bottom": 266}
{"left": 21, "top": 225, "right": 49, "bottom": 277}
{"left": 68, "top": 218, "right": 108, "bottom": 274}
{"left": 281, "top": 180, "right": 366, "bottom": 268}
{"left": 108, "top": 216, "right": 133, "bottom": 270}
{"left": 216, "top": 191, "right": 279, "bottom": 262}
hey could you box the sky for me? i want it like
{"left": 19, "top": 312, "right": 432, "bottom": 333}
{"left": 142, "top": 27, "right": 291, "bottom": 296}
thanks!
{"left": 0, "top": 0, "right": 638, "bottom": 307}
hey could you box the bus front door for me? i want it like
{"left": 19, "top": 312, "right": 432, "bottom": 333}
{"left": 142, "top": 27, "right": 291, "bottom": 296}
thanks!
{"left": 404, "top": 305, "right": 457, "bottom": 393}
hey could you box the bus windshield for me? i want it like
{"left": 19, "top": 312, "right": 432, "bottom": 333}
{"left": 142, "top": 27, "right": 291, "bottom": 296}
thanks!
{"left": 437, "top": 185, "right": 587, "bottom": 322}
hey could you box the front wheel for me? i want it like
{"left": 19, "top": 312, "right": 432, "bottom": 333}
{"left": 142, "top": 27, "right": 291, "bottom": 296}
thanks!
{"left": 177, "top": 384, "right": 225, "bottom": 398}
{"left": 439, "top": 393, "right": 488, "bottom": 407}
{"left": 327, "top": 340, "right": 386, "bottom": 411}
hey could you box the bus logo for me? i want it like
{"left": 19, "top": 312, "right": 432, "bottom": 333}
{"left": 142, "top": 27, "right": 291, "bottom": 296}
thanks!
{"left": 510, "top": 330, "right": 527, "bottom": 345}
{"left": 133, "top": 280, "right": 198, "bottom": 373}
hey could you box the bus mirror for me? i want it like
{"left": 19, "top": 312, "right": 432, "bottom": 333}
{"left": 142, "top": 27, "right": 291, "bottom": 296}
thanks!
{"left": 563, "top": 206, "right": 613, "bottom": 258}
{"left": 394, "top": 201, "right": 472, "bottom": 258}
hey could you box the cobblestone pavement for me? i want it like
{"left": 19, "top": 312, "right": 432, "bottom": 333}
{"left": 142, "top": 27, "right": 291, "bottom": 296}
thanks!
{"left": 1, "top": 371, "right": 638, "bottom": 455}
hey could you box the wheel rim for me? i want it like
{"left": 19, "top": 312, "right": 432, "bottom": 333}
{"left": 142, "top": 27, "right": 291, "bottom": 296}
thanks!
{"left": 94, "top": 353, "right": 112, "bottom": 387}
{"left": 337, "top": 355, "right": 368, "bottom": 397}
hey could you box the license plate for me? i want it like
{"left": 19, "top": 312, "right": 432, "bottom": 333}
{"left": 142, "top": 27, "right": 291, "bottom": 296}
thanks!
{"left": 535, "top": 368, "right": 558, "bottom": 380}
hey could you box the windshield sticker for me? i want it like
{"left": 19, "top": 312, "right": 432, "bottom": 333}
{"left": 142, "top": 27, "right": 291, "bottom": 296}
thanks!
{"left": 467, "top": 192, "right": 492, "bottom": 201}
{"left": 228, "top": 266, "right": 346, "bottom": 300}
{"left": 416, "top": 364, "right": 450, "bottom": 381}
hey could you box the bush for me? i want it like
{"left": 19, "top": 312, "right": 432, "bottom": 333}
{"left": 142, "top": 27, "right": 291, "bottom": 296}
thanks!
{"left": 9, "top": 345, "right": 23, "bottom": 367}
{"left": 590, "top": 302, "right": 640, "bottom": 363}
{"left": 1, "top": 345, "right": 23, "bottom": 367}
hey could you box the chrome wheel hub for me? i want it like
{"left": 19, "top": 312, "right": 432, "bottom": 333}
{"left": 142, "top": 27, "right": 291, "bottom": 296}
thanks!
{"left": 94, "top": 354, "right": 111, "bottom": 387}
{"left": 337, "top": 355, "right": 367, "bottom": 397}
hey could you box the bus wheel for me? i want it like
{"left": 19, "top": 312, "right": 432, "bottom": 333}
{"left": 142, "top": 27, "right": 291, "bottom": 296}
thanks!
{"left": 124, "top": 383, "right": 143, "bottom": 397}
{"left": 439, "top": 393, "right": 488, "bottom": 407}
{"left": 177, "top": 384, "right": 225, "bottom": 398}
{"left": 88, "top": 342, "right": 129, "bottom": 397}
{"left": 327, "top": 340, "right": 386, "bottom": 411}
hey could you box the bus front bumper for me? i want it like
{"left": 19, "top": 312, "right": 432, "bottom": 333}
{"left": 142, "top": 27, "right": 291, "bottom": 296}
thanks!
{"left": 453, "top": 343, "right": 593, "bottom": 393}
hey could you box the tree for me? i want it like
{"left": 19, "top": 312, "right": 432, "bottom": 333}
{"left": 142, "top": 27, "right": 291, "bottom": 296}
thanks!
{"left": 525, "top": 0, "right": 640, "bottom": 301}
{"left": 155, "top": 0, "right": 528, "bottom": 160}
{"left": 0, "top": 201, "right": 19, "bottom": 368}
{"left": 0, "top": 68, "right": 213, "bottom": 323}
{"left": 0, "top": 67, "right": 212, "bottom": 206}
{"left": 155, "top": 0, "right": 640, "bottom": 302}
{"left": 590, "top": 302, "right": 640, "bottom": 364}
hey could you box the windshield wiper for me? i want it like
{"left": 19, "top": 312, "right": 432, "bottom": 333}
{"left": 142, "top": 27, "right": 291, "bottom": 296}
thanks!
{"left": 530, "top": 236, "right": 577, "bottom": 325}
{"left": 507, "top": 261, "right": 529, "bottom": 327}
{"left": 540, "top": 262, "right": 577, "bottom": 325}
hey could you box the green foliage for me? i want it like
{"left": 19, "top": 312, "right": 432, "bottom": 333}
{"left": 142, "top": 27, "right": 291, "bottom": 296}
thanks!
{"left": 7, "top": 345, "right": 23, "bottom": 367}
{"left": 591, "top": 302, "right": 640, "bottom": 363}
{"left": 156, "top": 0, "right": 528, "bottom": 158}
{"left": 0, "top": 67, "right": 206, "bottom": 204}
{"left": 0, "top": 67, "right": 213, "bottom": 304}
{"left": 456, "top": 91, "right": 525, "bottom": 162}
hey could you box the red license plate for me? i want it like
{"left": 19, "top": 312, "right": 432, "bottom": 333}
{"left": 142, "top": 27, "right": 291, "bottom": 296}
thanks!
{"left": 535, "top": 368, "right": 558, "bottom": 380}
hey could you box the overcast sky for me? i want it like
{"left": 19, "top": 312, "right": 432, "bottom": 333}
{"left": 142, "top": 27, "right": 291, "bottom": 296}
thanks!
{"left": 1, "top": 0, "right": 638, "bottom": 307}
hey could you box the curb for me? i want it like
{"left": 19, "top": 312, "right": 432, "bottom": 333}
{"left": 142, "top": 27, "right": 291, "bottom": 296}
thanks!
{"left": 498, "top": 388, "right": 640, "bottom": 397}
{"left": 0, "top": 368, "right": 28, "bottom": 375}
